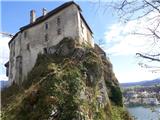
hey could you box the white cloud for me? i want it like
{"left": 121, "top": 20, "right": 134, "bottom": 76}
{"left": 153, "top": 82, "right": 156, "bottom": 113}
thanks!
{"left": 116, "top": 67, "right": 160, "bottom": 83}
{"left": 0, "top": 74, "right": 8, "bottom": 81}
{"left": 104, "top": 11, "right": 160, "bottom": 56}
{"left": 105, "top": 23, "right": 124, "bottom": 43}
{"left": 104, "top": 11, "right": 160, "bottom": 83}
{"left": 105, "top": 33, "right": 152, "bottom": 56}
{"left": 0, "top": 35, "right": 11, "bottom": 81}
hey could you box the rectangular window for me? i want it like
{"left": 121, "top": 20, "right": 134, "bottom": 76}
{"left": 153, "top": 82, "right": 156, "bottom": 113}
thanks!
{"left": 57, "top": 28, "right": 61, "bottom": 35}
{"left": 27, "top": 43, "right": 30, "bottom": 51}
{"left": 45, "top": 34, "right": 48, "bottom": 41}
{"left": 10, "top": 58, "right": 14, "bottom": 79}
{"left": 16, "top": 56, "right": 22, "bottom": 83}
{"left": 45, "top": 22, "right": 48, "bottom": 30}
{"left": 81, "top": 20, "right": 84, "bottom": 33}
{"left": 12, "top": 41, "right": 15, "bottom": 57}
{"left": 43, "top": 48, "right": 47, "bottom": 54}
{"left": 57, "top": 16, "right": 61, "bottom": 26}
{"left": 56, "top": 16, "right": 61, "bottom": 35}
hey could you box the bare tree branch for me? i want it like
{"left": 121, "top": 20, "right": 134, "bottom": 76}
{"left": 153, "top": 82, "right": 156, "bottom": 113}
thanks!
{"left": 146, "top": 53, "right": 160, "bottom": 57}
{"left": 144, "top": 0, "right": 160, "bottom": 13}
{"left": 148, "top": 27, "right": 160, "bottom": 39}
{"left": 136, "top": 53, "right": 160, "bottom": 62}
{"left": 104, "top": 0, "right": 160, "bottom": 71}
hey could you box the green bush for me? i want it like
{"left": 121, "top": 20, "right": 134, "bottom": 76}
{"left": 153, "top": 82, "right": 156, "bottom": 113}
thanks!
{"left": 110, "top": 86, "right": 123, "bottom": 106}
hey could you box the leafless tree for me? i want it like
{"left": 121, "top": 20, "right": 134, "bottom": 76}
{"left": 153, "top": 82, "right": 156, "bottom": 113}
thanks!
{"left": 105, "top": 0, "right": 160, "bottom": 72}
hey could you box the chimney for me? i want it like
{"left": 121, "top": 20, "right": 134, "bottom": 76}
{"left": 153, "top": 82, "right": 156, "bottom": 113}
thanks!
{"left": 30, "top": 10, "right": 36, "bottom": 23}
{"left": 42, "top": 8, "right": 47, "bottom": 16}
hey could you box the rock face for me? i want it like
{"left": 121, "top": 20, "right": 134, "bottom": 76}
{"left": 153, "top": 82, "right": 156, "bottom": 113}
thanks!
{"left": 1, "top": 38, "right": 132, "bottom": 120}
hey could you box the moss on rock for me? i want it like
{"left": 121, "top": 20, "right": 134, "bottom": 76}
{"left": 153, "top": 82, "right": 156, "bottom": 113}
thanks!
{"left": 1, "top": 38, "right": 131, "bottom": 120}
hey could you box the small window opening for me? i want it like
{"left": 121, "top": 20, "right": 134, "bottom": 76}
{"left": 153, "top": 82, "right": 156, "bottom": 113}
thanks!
{"left": 45, "top": 34, "right": 48, "bottom": 41}
{"left": 12, "top": 42, "right": 15, "bottom": 57}
{"left": 45, "top": 22, "right": 48, "bottom": 30}
{"left": 57, "top": 17, "right": 61, "bottom": 26}
{"left": 57, "top": 28, "right": 61, "bottom": 35}
{"left": 27, "top": 43, "right": 30, "bottom": 51}
{"left": 81, "top": 20, "right": 84, "bottom": 33}
{"left": 43, "top": 48, "right": 47, "bottom": 54}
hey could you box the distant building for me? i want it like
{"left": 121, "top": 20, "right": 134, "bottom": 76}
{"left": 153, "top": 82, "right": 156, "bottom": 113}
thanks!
{"left": 131, "top": 94, "right": 138, "bottom": 99}
{"left": 5, "top": 1, "right": 94, "bottom": 84}
{"left": 143, "top": 98, "right": 159, "bottom": 105}
{"left": 140, "top": 91, "right": 149, "bottom": 97}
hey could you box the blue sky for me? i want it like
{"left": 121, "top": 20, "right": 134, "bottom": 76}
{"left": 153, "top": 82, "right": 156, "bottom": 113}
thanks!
{"left": 1, "top": 0, "right": 159, "bottom": 83}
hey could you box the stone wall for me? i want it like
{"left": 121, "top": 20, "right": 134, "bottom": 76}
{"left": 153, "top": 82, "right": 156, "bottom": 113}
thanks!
{"left": 77, "top": 13, "right": 94, "bottom": 47}
{"left": 8, "top": 4, "right": 94, "bottom": 84}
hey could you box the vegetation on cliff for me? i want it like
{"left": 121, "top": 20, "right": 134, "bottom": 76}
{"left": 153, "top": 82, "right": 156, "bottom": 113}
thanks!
{"left": 1, "top": 38, "right": 131, "bottom": 120}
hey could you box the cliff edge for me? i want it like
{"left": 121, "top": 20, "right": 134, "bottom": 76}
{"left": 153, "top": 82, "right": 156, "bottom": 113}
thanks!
{"left": 1, "top": 38, "right": 132, "bottom": 120}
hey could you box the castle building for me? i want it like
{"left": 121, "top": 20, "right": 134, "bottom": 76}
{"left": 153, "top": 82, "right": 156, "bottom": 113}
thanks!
{"left": 6, "top": 1, "right": 94, "bottom": 84}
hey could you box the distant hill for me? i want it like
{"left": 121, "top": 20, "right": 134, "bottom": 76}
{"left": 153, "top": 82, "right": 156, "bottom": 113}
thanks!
{"left": 120, "top": 78, "right": 160, "bottom": 88}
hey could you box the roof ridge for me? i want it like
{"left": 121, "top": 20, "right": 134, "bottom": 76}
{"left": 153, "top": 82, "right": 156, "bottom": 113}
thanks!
{"left": 20, "top": 1, "right": 80, "bottom": 31}
{"left": 9, "top": 1, "right": 93, "bottom": 45}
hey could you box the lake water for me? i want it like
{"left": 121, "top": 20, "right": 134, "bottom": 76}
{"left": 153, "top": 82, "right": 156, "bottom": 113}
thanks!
{"left": 127, "top": 106, "right": 160, "bottom": 120}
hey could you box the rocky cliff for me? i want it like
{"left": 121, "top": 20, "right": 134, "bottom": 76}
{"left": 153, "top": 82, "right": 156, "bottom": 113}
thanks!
{"left": 1, "top": 38, "right": 132, "bottom": 120}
